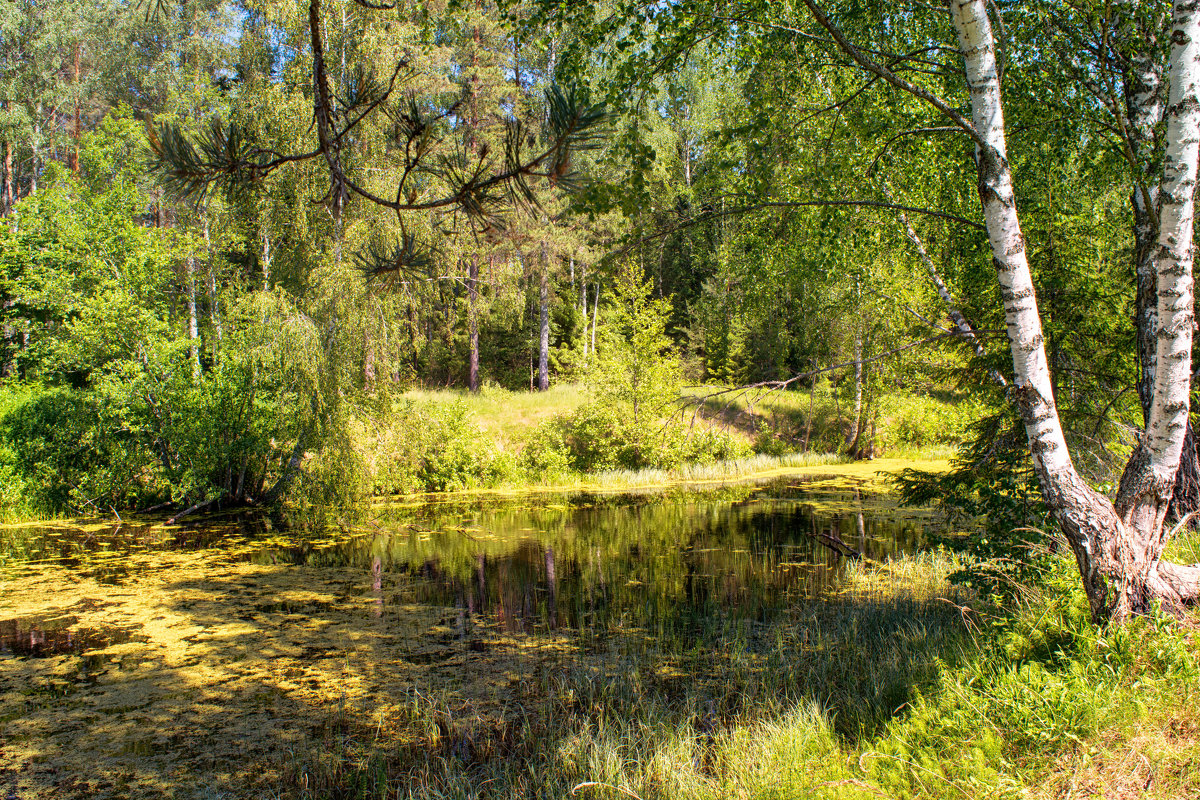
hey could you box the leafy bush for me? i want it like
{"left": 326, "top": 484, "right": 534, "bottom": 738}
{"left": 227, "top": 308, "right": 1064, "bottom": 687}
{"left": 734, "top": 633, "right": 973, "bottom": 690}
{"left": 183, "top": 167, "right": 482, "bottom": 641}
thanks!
{"left": 1, "top": 385, "right": 154, "bottom": 514}
{"left": 355, "top": 399, "right": 515, "bottom": 494}
{"left": 522, "top": 401, "right": 749, "bottom": 475}
{"left": 883, "top": 392, "right": 980, "bottom": 450}
{"left": 898, "top": 412, "right": 1056, "bottom": 600}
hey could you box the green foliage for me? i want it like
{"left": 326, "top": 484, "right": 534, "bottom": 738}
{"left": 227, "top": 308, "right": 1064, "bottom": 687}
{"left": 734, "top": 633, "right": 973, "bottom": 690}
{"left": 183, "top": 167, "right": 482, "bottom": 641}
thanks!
{"left": 587, "top": 262, "right": 683, "bottom": 429}
{"left": 898, "top": 413, "right": 1055, "bottom": 600}
{"left": 522, "top": 400, "right": 750, "bottom": 474}
{"left": 514, "top": 272, "right": 752, "bottom": 475}
{"left": 1, "top": 384, "right": 152, "bottom": 513}
{"left": 354, "top": 399, "right": 517, "bottom": 495}
{"left": 882, "top": 393, "right": 980, "bottom": 451}
{"left": 863, "top": 559, "right": 1198, "bottom": 800}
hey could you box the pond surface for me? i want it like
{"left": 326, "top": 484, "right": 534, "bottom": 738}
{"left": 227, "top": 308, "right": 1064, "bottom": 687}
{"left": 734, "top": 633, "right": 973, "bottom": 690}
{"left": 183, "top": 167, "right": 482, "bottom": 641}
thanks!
{"left": 0, "top": 469, "right": 947, "bottom": 799}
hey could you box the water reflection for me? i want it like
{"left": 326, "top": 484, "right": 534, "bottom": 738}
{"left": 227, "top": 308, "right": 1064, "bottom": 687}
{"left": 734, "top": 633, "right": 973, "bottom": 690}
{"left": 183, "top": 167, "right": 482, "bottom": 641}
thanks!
{"left": 0, "top": 474, "right": 950, "bottom": 799}
{"left": 0, "top": 614, "right": 144, "bottom": 657}
{"left": 1, "top": 479, "right": 936, "bottom": 645}
{"left": 252, "top": 480, "right": 932, "bottom": 640}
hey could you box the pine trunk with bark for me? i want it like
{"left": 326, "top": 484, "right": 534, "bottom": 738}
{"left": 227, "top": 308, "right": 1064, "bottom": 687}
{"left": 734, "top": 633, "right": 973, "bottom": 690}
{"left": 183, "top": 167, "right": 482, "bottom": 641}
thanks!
{"left": 468, "top": 256, "right": 480, "bottom": 393}
{"left": 70, "top": 43, "right": 81, "bottom": 176}
{"left": 2, "top": 137, "right": 12, "bottom": 216}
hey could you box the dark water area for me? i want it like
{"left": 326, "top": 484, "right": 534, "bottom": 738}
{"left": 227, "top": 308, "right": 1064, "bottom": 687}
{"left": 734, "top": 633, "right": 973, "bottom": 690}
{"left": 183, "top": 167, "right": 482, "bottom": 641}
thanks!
{"left": 2, "top": 476, "right": 938, "bottom": 646}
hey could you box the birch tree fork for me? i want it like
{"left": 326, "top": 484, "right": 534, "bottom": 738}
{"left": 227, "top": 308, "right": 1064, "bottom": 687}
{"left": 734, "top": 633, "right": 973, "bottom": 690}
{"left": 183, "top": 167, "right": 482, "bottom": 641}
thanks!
{"left": 798, "top": 0, "right": 1200, "bottom": 620}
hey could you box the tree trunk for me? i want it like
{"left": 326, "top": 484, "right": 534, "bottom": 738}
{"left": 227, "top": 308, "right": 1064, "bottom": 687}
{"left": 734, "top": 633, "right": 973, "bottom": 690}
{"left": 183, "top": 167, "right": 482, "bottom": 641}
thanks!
{"left": 261, "top": 224, "right": 272, "bottom": 291}
{"left": 845, "top": 327, "right": 863, "bottom": 453}
{"left": 591, "top": 282, "right": 599, "bottom": 357}
{"left": 1121, "top": 10, "right": 1200, "bottom": 527}
{"left": 186, "top": 254, "right": 201, "bottom": 381}
{"left": 0, "top": 299, "right": 14, "bottom": 378}
{"left": 538, "top": 245, "right": 550, "bottom": 392}
{"left": 70, "top": 43, "right": 81, "bottom": 176}
{"left": 2, "top": 138, "right": 12, "bottom": 216}
{"left": 580, "top": 266, "right": 589, "bottom": 364}
{"left": 468, "top": 256, "right": 480, "bottom": 393}
{"left": 204, "top": 212, "right": 222, "bottom": 367}
{"left": 945, "top": 0, "right": 1200, "bottom": 620}
{"left": 886, "top": 182, "right": 1008, "bottom": 388}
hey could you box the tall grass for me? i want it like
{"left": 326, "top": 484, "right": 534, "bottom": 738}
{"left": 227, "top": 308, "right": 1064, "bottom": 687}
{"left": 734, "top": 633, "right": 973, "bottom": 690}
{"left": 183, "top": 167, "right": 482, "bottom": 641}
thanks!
{"left": 275, "top": 549, "right": 1200, "bottom": 800}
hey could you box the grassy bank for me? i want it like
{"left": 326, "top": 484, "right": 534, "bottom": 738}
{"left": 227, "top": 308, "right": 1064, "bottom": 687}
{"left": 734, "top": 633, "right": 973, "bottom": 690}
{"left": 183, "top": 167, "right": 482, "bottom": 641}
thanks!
{"left": 278, "top": 545, "right": 1199, "bottom": 800}
{"left": 336, "top": 384, "right": 964, "bottom": 505}
{"left": 403, "top": 381, "right": 975, "bottom": 459}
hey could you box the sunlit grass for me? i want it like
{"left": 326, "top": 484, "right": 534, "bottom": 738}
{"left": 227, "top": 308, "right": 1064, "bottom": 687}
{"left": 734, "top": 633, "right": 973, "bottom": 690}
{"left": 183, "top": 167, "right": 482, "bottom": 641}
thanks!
{"left": 403, "top": 383, "right": 588, "bottom": 449}
{"left": 1166, "top": 527, "right": 1200, "bottom": 564}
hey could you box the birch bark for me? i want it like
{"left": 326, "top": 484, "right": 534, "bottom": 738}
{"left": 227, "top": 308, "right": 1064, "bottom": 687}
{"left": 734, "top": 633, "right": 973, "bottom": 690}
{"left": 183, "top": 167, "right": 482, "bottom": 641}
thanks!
{"left": 845, "top": 328, "right": 863, "bottom": 453}
{"left": 946, "top": 0, "right": 1200, "bottom": 618}
{"left": 538, "top": 244, "right": 550, "bottom": 391}
{"left": 186, "top": 254, "right": 201, "bottom": 382}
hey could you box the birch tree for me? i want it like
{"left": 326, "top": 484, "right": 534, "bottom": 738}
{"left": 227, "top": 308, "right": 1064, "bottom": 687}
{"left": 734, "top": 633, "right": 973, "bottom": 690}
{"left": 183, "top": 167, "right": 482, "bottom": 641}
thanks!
{"left": 793, "top": 0, "right": 1200, "bottom": 620}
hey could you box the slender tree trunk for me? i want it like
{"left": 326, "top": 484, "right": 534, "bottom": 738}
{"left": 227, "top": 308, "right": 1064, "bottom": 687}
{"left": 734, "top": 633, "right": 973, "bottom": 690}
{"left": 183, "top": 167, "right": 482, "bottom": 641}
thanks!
{"left": 261, "top": 224, "right": 272, "bottom": 291}
{"left": 186, "top": 254, "right": 201, "bottom": 381}
{"left": 30, "top": 108, "right": 40, "bottom": 195}
{"left": 944, "top": 0, "right": 1200, "bottom": 619}
{"left": 2, "top": 137, "right": 12, "bottom": 215}
{"left": 581, "top": 267, "right": 589, "bottom": 364}
{"left": 70, "top": 43, "right": 81, "bottom": 176}
{"left": 591, "top": 282, "right": 599, "bottom": 357}
{"left": 538, "top": 244, "right": 550, "bottom": 391}
{"left": 468, "top": 256, "right": 480, "bottom": 393}
{"left": 885, "top": 182, "right": 1007, "bottom": 388}
{"left": 845, "top": 327, "right": 863, "bottom": 453}
{"left": 0, "top": 299, "right": 14, "bottom": 378}
{"left": 203, "top": 212, "right": 222, "bottom": 368}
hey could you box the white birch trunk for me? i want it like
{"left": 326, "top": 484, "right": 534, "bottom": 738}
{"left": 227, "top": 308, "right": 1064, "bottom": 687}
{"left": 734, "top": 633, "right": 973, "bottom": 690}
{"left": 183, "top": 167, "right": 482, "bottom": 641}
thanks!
{"left": 1127, "top": 21, "right": 1166, "bottom": 418}
{"left": 186, "top": 254, "right": 201, "bottom": 381}
{"left": 1120, "top": 0, "right": 1200, "bottom": 531}
{"left": 950, "top": 0, "right": 1200, "bottom": 618}
{"left": 883, "top": 182, "right": 1007, "bottom": 388}
{"left": 581, "top": 267, "right": 589, "bottom": 364}
{"left": 845, "top": 328, "right": 863, "bottom": 452}
{"left": 261, "top": 225, "right": 272, "bottom": 292}
{"left": 591, "top": 283, "right": 599, "bottom": 357}
{"left": 203, "top": 213, "right": 223, "bottom": 367}
{"left": 952, "top": 0, "right": 1124, "bottom": 617}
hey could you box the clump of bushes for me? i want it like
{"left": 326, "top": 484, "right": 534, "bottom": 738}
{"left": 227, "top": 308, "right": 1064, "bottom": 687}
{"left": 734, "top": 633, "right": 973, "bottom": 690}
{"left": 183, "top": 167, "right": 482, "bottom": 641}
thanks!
{"left": 353, "top": 398, "right": 518, "bottom": 494}
{"left": 521, "top": 401, "right": 749, "bottom": 475}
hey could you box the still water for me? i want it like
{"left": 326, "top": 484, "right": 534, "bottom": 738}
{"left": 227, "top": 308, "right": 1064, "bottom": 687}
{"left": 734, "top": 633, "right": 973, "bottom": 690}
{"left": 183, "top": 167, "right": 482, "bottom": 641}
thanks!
{"left": 0, "top": 472, "right": 942, "bottom": 798}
